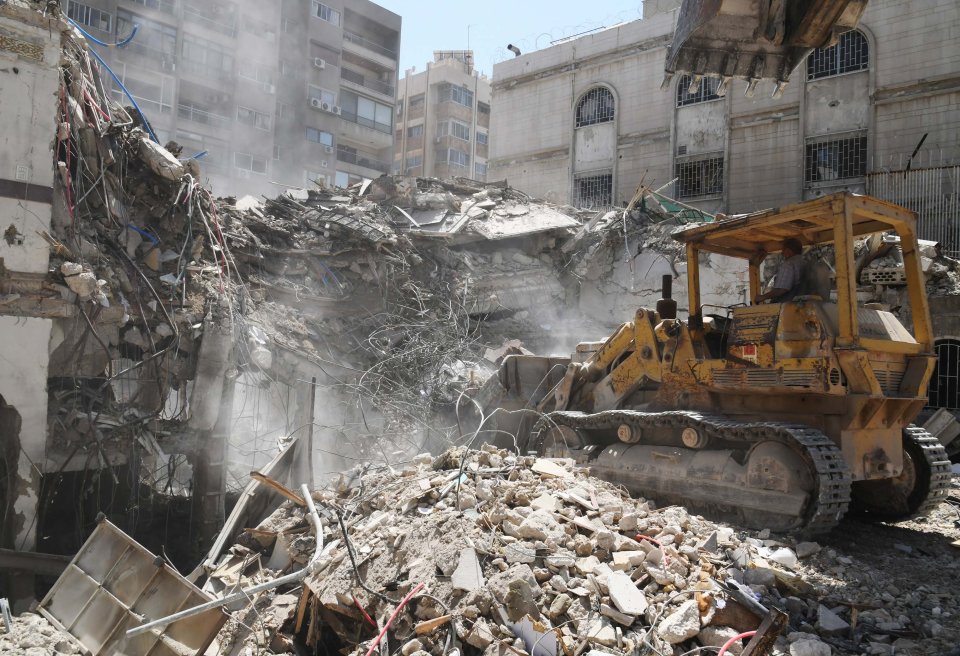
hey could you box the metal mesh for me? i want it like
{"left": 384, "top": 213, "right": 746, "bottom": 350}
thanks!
{"left": 674, "top": 156, "right": 723, "bottom": 198}
{"left": 807, "top": 30, "right": 869, "bottom": 80}
{"left": 929, "top": 339, "right": 960, "bottom": 410}
{"left": 575, "top": 88, "right": 615, "bottom": 128}
{"left": 804, "top": 134, "right": 867, "bottom": 185}
{"left": 574, "top": 173, "right": 613, "bottom": 208}
{"left": 676, "top": 75, "right": 721, "bottom": 107}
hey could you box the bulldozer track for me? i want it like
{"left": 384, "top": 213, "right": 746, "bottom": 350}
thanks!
{"left": 903, "top": 426, "right": 953, "bottom": 518}
{"left": 532, "top": 410, "right": 852, "bottom": 534}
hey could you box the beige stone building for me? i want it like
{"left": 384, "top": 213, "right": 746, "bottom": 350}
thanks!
{"left": 395, "top": 51, "right": 491, "bottom": 181}
{"left": 489, "top": 0, "right": 960, "bottom": 250}
{"left": 63, "top": 0, "right": 401, "bottom": 197}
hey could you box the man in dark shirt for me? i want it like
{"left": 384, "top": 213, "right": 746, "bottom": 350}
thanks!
{"left": 755, "top": 238, "right": 805, "bottom": 304}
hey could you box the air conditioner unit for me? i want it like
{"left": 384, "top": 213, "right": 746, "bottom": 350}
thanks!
{"left": 320, "top": 160, "right": 328, "bottom": 168}
{"left": 310, "top": 98, "right": 323, "bottom": 109}
{"left": 313, "top": 58, "right": 326, "bottom": 70}
{"left": 318, "top": 101, "right": 331, "bottom": 112}
{"left": 332, "top": 105, "right": 342, "bottom": 115}
{"left": 324, "top": 145, "right": 334, "bottom": 154}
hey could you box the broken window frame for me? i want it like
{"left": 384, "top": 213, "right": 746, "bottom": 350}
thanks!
{"left": 234, "top": 152, "right": 268, "bottom": 174}
{"left": 575, "top": 87, "right": 615, "bottom": 128}
{"left": 806, "top": 30, "right": 869, "bottom": 81}
{"left": 803, "top": 132, "right": 868, "bottom": 186}
{"left": 311, "top": 1, "right": 341, "bottom": 26}
{"left": 574, "top": 171, "right": 614, "bottom": 208}
{"left": 237, "top": 106, "right": 272, "bottom": 131}
{"left": 68, "top": 1, "right": 112, "bottom": 32}
{"left": 675, "top": 75, "right": 721, "bottom": 107}
{"left": 674, "top": 154, "right": 724, "bottom": 199}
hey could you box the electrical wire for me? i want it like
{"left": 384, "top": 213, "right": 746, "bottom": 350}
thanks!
{"left": 66, "top": 19, "right": 159, "bottom": 143}
{"left": 717, "top": 631, "right": 756, "bottom": 656}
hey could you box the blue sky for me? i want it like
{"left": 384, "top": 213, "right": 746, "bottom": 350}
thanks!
{"left": 376, "top": 1, "right": 647, "bottom": 77}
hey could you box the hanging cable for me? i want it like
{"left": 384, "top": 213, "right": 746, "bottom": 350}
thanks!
{"left": 66, "top": 17, "right": 140, "bottom": 49}
{"left": 65, "top": 18, "right": 159, "bottom": 143}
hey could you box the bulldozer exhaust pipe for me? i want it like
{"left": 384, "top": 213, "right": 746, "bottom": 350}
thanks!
{"left": 656, "top": 274, "right": 677, "bottom": 320}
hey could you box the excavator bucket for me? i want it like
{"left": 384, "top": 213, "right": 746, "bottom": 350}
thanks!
{"left": 664, "top": 0, "right": 868, "bottom": 98}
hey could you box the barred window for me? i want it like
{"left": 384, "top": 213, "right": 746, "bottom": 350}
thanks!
{"left": 675, "top": 156, "right": 724, "bottom": 198}
{"left": 68, "top": 2, "right": 112, "bottom": 31}
{"left": 804, "top": 134, "right": 867, "bottom": 185}
{"left": 574, "top": 173, "right": 613, "bottom": 208}
{"left": 575, "top": 87, "right": 615, "bottom": 128}
{"left": 807, "top": 30, "right": 868, "bottom": 80}
{"left": 676, "top": 75, "right": 721, "bottom": 107}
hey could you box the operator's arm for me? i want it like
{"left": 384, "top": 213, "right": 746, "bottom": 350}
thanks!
{"left": 755, "top": 287, "right": 790, "bottom": 304}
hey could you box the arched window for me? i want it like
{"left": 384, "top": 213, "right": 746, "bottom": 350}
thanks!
{"left": 929, "top": 339, "right": 960, "bottom": 410}
{"left": 575, "top": 87, "right": 615, "bottom": 128}
{"left": 807, "top": 30, "right": 869, "bottom": 81}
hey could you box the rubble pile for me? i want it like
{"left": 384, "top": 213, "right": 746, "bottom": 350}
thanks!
{"left": 0, "top": 611, "right": 81, "bottom": 656}
{"left": 198, "top": 449, "right": 960, "bottom": 656}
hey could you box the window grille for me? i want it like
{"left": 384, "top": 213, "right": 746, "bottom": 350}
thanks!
{"left": 807, "top": 30, "right": 868, "bottom": 80}
{"left": 574, "top": 173, "right": 613, "bottom": 208}
{"left": 575, "top": 88, "right": 615, "bottom": 128}
{"left": 804, "top": 134, "right": 867, "bottom": 185}
{"left": 676, "top": 75, "right": 721, "bottom": 107}
{"left": 929, "top": 339, "right": 960, "bottom": 410}
{"left": 68, "top": 2, "right": 112, "bottom": 31}
{"left": 675, "top": 156, "right": 724, "bottom": 198}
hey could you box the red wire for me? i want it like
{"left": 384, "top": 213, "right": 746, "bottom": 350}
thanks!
{"left": 363, "top": 583, "right": 424, "bottom": 656}
{"left": 635, "top": 534, "right": 670, "bottom": 566}
{"left": 83, "top": 88, "right": 111, "bottom": 123}
{"left": 353, "top": 595, "right": 377, "bottom": 628}
{"left": 717, "top": 630, "right": 756, "bottom": 656}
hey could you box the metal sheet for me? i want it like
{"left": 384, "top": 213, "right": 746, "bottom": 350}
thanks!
{"left": 39, "top": 519, "right": 227, "bottom": 656}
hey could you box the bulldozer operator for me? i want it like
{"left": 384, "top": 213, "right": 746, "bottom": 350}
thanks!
{"left": 754, "top": 237, "right": 805, "bottom": 304}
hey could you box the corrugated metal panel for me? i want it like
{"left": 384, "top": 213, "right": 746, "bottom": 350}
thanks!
{"left": 867, "top": 164, "right": 960, "bottom": 256}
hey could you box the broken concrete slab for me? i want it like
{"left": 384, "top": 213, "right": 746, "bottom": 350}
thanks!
{"left": 657, "top": 599, "right": 701, "bottom": 644}
{"left": 452, "top": 547, "right": 485, "bottom": 592}
{"left": 531, "top": 458, "right": 573, "bottom": 479}
{"left": 607, "top": 572, "right": 648, "bottom": 616}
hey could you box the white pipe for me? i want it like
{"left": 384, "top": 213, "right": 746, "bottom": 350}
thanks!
{"left": 126, "top": 484, "right": 323, "bottom": 639}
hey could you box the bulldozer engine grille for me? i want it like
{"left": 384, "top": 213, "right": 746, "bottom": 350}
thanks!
{"left": 713, "top": 368, "right": 819, "bottom": 389}
{"left": 873, "top": 367, "right": 905, "bottom": 396}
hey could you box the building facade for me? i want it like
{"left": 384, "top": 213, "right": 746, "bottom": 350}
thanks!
{"left": 64, "top": 0, "right": 400, "bottom": 197}
{"left": 395, "top": 51, "right": 491, "bottom": 181}
{"left": 489, "top": 0, "right": 960, "bottom": 250}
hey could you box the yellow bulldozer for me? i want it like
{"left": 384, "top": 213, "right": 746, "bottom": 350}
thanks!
{"left": 477, "top": 192, "right": 951, "bottom": 533}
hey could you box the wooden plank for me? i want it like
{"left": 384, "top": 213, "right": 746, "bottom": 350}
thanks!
{"left": 415, "top": 615, "right": 452, "bottom": 635}
{"left": 742, "top": 607, "right": 789, "bottom": 656}
{"left": 250, "top": 471, "right": 307, "bottom": 507}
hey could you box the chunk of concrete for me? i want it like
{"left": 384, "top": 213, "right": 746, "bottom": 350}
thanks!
{"left": 487, "top": 564, "right": 541, "bottom": 603}
{"left": 795, "top": 541, "right": 821, "bottom": 559}
{"left": 531, "top": 459, "right": 572, "bottom": 479}
{"left": 466, "top": 618, "right": 496, "bottom": 649}
{"left": 611, "top": 551, "right": 645, "bottom": 570}
{"left": 452, "top": 547, "right": 485, "bottom": 592}
{"left": 657, "top": 599, "right": 701, "bottom": 644}
{"left": 789, "top": 638, "right": 831, "bottom": 656}
{"left": 505, "top": 542, "right": 536, "bottom": 564}
{"left": 699, "top": 627, "right": 744, "bottom": 655}
{"left": 817, "top": 604, "right": 850, "bottom": 635}
{"left": 600, "top": 603, "right": 635, "bottom": 627}
{"left": 607, "top": 571, "right": 648, "bottom": 616}
{"left": 139, "top": 137, "right": 185, "bottom": 181}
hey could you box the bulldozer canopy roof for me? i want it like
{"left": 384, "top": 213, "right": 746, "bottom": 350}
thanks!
{"left": 672, "top": 192, "right": 917, "bottom": 259}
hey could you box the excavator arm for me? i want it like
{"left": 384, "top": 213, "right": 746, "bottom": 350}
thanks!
{"left": 664, "top": 0, "right": 868, "bottom": 98}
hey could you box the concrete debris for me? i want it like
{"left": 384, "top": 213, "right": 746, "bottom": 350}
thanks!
{"left": 657, "top": 599, "right": 701, "bottom": 644}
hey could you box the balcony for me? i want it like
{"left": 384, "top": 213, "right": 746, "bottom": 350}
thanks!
{"left": 342, "top": 30, "right": 397, "bottom": 70}
{"left": 341, "top": 67, "right": 395, "bottom": 101}
{"left": 340, "top": 109, "right": 392, "bottom": 135}
{"left": 183, "top": 3, "right": 238, "bottom": 38}
{"left": 177, "top": 103, "right": 231, "bottom": 131}
{"left": 336, "top": 146, "right": 390, "bottom": 174}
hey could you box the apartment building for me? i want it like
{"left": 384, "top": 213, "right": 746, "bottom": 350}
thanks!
{"left": 395, "top": 51, "right": 491, "bottom": 181}
{"left": 489, "top": 0, "right": 960, "bottom": 250}
{"left": 64, "top": 0, "right": 400, "bottom": 197}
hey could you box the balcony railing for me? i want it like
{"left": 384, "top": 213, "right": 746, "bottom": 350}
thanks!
{"left": 340, "top": 110, "right": 392, "bottom": 135}
{"left": 177, "top": 104, "right": 230, "bottom": 129}
{"left": 336, "top": 146, "right": 390, "bottom": 173}
{"left": 179, "top": 59, "right": 234, "bottom": 81}
{"left": 183, "top": 4, "right": 238, "bottom": 37}
{"left": 340, "top": 67, "right": 395, "bottom": 98}
{"left": 125, "top": 0, "right": 177, "bottom": 14}
{"left": 112, "top": 89, "right": 172, "bottom": 115}
{"left": 342, "top": 30, "right": 397, "bottom": 60}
